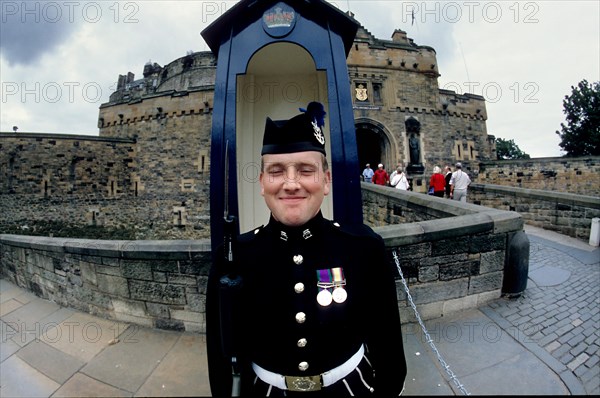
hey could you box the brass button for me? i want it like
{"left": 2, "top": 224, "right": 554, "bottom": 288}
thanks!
{"left": 294, "top": 283, "right": 305, "bottom": 293}
{"left": 298, "top": 361, "right": 309, "bottom": 372}
{"left": 297, "top": 338, "right": 307, "bottom": 348}
{"left": 295, "top": 312, "right": 306, "bottom": 324}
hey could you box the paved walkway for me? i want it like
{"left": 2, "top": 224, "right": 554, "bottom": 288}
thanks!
{"left": 1, "top": 226, "right": 598, "bottom": 396}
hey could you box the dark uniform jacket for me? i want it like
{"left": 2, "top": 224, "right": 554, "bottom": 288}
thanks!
{"left": 207, "top": 212, "right": 407, "bottom": 396}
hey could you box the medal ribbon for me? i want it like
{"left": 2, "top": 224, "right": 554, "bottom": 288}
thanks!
{"left": 331, "top": 267, "right": 345, "bottom": 286}
{"left": 316, "top": 269, "right": 333, "bottom": 289}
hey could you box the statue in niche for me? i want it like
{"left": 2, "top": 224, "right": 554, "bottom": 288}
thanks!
{"left": 409, "top": 133, "right": 420, "bottom": 165}
{"left": 405, "top": 117, "right": 424, "bottom": 174}
{"left": 405, "top": 117, "right": 421, "bottom": 165}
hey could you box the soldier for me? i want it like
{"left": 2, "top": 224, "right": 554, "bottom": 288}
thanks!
{"left": 207, "top": 103, "right": 407, "bottom": 396}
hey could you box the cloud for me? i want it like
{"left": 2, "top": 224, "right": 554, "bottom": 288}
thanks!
{"left": 0, "top": 1, "right": 79, "bottom": 66}
{"left": 0, "top": 1, "right": 216, "bottom": 134}
{"left": 1, "top": 0, "right": 598, "bottom": 158}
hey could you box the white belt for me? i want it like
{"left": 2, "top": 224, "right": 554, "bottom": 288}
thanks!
{"left": 252, "top": 344, "right": 364, "bottom": 392}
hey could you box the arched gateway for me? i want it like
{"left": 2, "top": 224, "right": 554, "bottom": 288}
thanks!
{"left": 355, "top": 118, "right": 398, "bottom": 175}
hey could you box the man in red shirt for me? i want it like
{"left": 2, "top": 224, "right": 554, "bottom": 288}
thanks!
{"left": 372, "top": 163, "right": 389, "bottom": 186}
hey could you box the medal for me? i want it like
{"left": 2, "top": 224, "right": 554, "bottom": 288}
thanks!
{"left": 331, "top": 267, "right": 347, "bottom": 303}
{"left": 316, "top": 269, "right": 333, "bottom": 306}
{"left": 316, "top": 289, "right": 333, "bottom": 306}
{"left": 316, "top": 267, "right": 347, "bottom": 306}
{"left": 332, "top": 287, "right": 347, "bottom": 303}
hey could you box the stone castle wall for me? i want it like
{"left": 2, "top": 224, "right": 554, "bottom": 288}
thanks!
{"left": 469, "top": 183, "right": 600, "bottom": 241}
{"left": 0, "top": 126, "right": 213, "bottom": 240}
{"left": 0, "top": 134, "right": 136, "bottom": 236}
{"left": 476, "top": 157, "right": 600, "bottom": 196}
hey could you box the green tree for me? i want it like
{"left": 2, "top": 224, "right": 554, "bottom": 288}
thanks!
{"left": 496, "top": 137, "right": 530, "bottom": 160}
{"left": 556, "top": 79, "right": 600, "bottom": 156}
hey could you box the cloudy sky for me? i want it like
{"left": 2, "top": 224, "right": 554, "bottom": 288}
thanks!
{"left": 1, "top": 0, "right": 598, "bottom": 158}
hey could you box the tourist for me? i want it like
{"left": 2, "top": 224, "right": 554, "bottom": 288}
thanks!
{"left": 372, "top": 163, "right": 389, "bottom": 186}
{"left": 429, "top": 166, "right": 446, "bottom": 197}
{"left": 362, "top": 163, "right": 374, "bottom": 183}
{"left": 450, "top": 162, "right": 472, "bottom": 202}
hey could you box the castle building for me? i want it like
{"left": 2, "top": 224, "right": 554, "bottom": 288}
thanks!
{"left": 1, "top": 16, "right": 494, "bottom": 240}
{"left": 99, "top": 17, "right": 493, "bottom": 186}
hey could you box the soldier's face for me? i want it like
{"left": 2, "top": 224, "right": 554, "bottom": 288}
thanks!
{"left": 260, "top": 151, "right": 331, "bottom": 227}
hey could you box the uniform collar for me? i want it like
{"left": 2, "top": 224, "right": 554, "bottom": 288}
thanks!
{"left": 266, "top": 211, "right": 326, "bottom": 242}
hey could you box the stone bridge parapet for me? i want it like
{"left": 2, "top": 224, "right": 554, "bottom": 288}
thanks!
{"left": 1, "top": 184, "right": 526, "bottom": 332}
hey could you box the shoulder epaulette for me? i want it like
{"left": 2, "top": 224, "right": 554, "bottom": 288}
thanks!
{"left": 329, "top": 220, "right": 380, "bottom": 240}
{"left": 238, "top": 225, "right": 264, "bottom": 242}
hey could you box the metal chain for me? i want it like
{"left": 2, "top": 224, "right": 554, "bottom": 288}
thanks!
{"left": 392, "top": 251, "right": 471, "bottom": 396}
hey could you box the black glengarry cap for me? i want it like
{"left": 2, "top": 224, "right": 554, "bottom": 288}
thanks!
{"left": 261, "top": 103, "right": 327, "bottom": 156}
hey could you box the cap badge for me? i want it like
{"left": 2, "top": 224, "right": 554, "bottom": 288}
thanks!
{"left": 311, "top": 121, "right": 325, "bottom": 145}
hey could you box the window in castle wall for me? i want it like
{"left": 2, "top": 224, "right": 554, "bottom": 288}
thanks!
{"left": 131, "top": 175, "right": 144, "bottom": 196}
{"left": 467, "top": 141, "right": 477, "bottom": 160}
{"left": 42, "top": 179, "right": 50, "bottom": 198}
{"left": 201, "top": 156, "right": 206, "bottom": 172}
{"left": 88, "top": 208, "right": 101, "bottom": 226}
{"left": 8, "top": 157, "right": 15, "bottom": 191}
{"left": 195, "top": 150, "right": 209, "bottom": 174}
{"left": 180, "top": 178, "right": 195, "bottom": 192}
{"left": 107, "top": 177, "right": 118, "bottom": 197}
{"left": 173, "top": 206, "right": 187, "bottom": 226}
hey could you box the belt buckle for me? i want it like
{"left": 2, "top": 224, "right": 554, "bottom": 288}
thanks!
{"left": 285, "top": 375, "right": 322, "bottom": 392}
